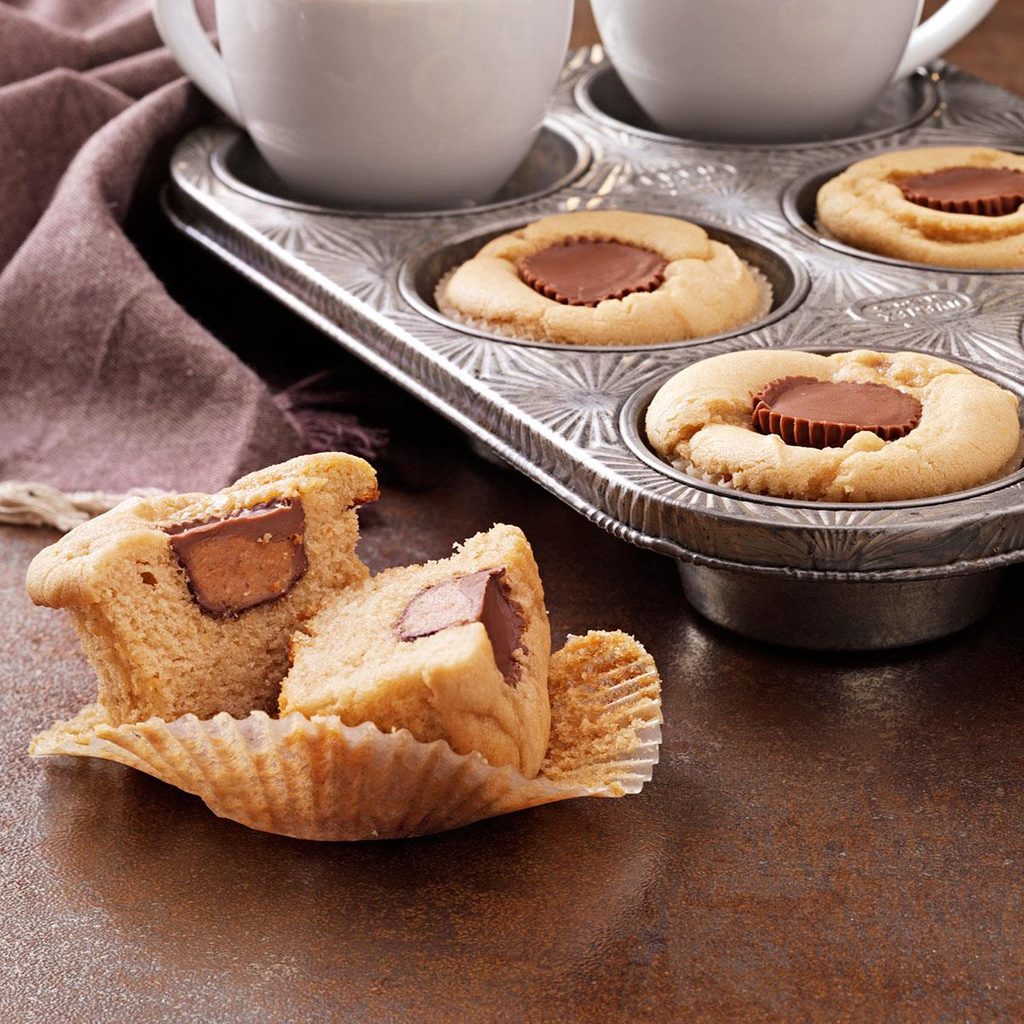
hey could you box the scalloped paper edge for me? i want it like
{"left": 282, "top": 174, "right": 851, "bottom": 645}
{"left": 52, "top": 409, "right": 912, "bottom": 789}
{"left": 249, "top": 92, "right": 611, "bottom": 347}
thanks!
{"left": 31, "top": 630, "right": 662, "bottom": 841}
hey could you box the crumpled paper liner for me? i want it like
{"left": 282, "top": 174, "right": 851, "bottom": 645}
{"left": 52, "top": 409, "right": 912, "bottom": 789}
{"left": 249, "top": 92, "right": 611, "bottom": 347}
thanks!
{"left": 30, "top": 631, "right": 662, "bottom": 841}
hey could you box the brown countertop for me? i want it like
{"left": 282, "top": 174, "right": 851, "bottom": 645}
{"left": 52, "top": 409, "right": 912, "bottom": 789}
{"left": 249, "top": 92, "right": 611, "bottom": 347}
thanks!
{"left": 4, "top": 6, "right": 1024, "bottom": 1022}
{"left": 5, "top": 400, "right": 1023, "bottom": 1022}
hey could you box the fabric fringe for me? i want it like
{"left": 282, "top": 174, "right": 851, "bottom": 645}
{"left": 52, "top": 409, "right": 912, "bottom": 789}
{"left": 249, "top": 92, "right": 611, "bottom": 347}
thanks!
{"left": 0, "top": 481, "right": 165, "bottom": 533}
{"left": 274, "top": 370, "right": 389, "bottom": 463}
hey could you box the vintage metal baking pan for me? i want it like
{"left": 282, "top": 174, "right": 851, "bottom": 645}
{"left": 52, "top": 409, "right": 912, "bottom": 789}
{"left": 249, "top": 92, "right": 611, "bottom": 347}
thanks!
{"left": 163, "top": 47, "right": 1024, "bottom": 650}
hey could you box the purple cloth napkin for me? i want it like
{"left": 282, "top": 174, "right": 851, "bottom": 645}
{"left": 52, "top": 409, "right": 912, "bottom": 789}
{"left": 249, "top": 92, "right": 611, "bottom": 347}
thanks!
{"left": 0, "top": 1, "right": 380, "bottom": 495}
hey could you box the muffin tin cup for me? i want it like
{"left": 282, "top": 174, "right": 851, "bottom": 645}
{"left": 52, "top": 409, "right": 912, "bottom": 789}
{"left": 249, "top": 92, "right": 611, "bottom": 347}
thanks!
{"left": 679, "top": 563, "right": 1003, "bottom": 651}
{"left": 398, "top": 210, "right": 810, "bottom": 352}
{"left": 209, "top": 117, "right": 592, "bottom": 219}
{"left": 628, "top": 342, "right": 1024, "bottom": 650}
{"left": 165, "top": 49, "right": 1024, "bottom": 650}
{"left": 574, "top": 63, "right": 943, "bottom": 150}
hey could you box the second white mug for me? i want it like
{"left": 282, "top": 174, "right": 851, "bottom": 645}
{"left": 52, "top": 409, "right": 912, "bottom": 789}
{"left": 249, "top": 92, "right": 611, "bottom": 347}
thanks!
{"left": 591, "top": 0, "right": 998, "bottom": 143}
{"left": 154, "top": 0, "right": 574, "bottom": 210}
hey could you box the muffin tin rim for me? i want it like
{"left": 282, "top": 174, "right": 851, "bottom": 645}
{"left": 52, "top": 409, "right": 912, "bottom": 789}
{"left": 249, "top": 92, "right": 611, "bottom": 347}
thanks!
{"left": 396, "top": 207, "right": 812, "bottom": 354}
{"left": 543, "top": 485, "right": 1024, "bottom": 582}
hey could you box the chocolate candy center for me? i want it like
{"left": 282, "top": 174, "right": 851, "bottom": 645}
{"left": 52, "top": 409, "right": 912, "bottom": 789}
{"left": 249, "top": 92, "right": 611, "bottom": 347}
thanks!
{"left": 518, "top": 238, "right": 667, "bottom": 307}
{"left": 752, "top": 377, "right": 922, "bottom": 449}
{"left": 397, "top": 568, "right": 526, "bottom": 685}
{"left": 165, "top": 499, "right": 307, "bottom": 617}
{"left": 898, "top": 165, "right": 1024, "bottom": 216}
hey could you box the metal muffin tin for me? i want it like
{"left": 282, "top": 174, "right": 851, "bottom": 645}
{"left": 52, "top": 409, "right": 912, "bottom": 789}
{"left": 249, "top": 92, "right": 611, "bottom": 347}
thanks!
{"left": 164, "top": 48, "right": 1024, "bottom": 650}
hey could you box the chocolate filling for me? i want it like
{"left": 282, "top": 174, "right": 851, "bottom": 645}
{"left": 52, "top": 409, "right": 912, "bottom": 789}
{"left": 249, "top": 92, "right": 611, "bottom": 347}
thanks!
{"left": 164, "top": 499, "right": 307, "bottom": 617}
{"left": 518, "top": 238, "right": 667, "bottom": 307}
{"left": 396, "top": 568, "right": 526, "bottom": 685}
{"left": 898, "top": 165, "right": 1024, "bottom": 216}
{"left": 752, "top": 377, "right": 922, "bottom": 449}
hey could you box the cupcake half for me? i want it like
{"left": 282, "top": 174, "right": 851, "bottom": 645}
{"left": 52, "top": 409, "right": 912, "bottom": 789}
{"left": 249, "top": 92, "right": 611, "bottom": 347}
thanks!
{"left": 26, "top": 453, "right": 379, "bottom": 722}
{"left": 282, "top": 524, "right": 552, "bottom": 777}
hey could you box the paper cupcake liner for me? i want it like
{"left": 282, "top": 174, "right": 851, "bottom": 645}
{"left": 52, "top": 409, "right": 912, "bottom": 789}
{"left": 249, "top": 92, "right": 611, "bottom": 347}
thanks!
{"left": 435, "top": 261, "right": 774, "bottom": 345}
{"left": 670, "top": 455, "right": 737, "bottom": 491}
{"left": 30, "top": 630, "right": 662, "bottom": 841}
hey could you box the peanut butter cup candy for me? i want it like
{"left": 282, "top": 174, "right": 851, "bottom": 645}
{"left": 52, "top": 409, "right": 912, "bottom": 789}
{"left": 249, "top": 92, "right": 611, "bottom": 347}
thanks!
{"left": 817, "top": 146, "right": 1024, "bottom": 269}
{"left": 898, "top": 165, "right": 1024, "bottom": 216}
{"left": 437, "top": 210, "right": 771, "bottom": 346}
{"left": 517, "top": 238, "right": 667, "bottom": 306}
{"left": 645, "top": 349, "right": 1021, "bottom": 503}
{"left": 166, "top": 499, "right": 309, "bottom": 617}
{"left": 26, "top": 453, "right": 379, "bottom": 723}
{"left": 752, "top": 377, "right": 922, "bottom": 449}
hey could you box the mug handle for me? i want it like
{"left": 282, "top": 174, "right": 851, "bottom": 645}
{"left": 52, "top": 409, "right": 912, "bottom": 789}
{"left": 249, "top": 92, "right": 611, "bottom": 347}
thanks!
{"left": 894, "top": 0, "right": 999, "bottom": 79}
{"left": 152, "top": 0, "right": 243, "bottom": 123}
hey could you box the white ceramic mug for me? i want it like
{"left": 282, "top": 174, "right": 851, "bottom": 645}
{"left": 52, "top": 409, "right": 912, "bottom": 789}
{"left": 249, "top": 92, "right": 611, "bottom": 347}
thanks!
{"left": 154, "top": 0, "right": 573, "bottom": 209}
{"left": 591, "top": 0, "right": 999, "bottom": 143}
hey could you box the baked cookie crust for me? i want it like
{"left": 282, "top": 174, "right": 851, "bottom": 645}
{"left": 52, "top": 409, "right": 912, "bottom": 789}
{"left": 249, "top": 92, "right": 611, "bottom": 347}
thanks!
{"left": 437, "top": 210, "right": 771, "bottom": 346}
{"left": 645, "top": 349, "right": 1022, "bottom": 503}
{"left": 817, "top": 147, "right": 1024, "bottom": 269}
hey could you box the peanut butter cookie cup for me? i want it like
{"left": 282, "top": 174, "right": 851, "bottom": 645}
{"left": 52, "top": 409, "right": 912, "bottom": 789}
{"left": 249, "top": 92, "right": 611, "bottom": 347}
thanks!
{"left": 646, "top": 349, "right": 1022, "bottom": 503}
{"left": 437, "top": 210, "right": 772, "bottom": 346}
{"left": 817, "top": 147, "right": 1024, "bottom": 269}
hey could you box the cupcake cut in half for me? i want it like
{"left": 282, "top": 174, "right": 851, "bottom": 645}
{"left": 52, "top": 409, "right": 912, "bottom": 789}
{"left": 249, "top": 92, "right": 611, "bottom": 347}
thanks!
{"left": 27, "top": 462, "right": 663, "bottom": 839}
{"left": 281, "top": 524, "right": 551, "bottom": 776}
{"left": 437, "top": 210, "right": 771, "bottom": 346}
